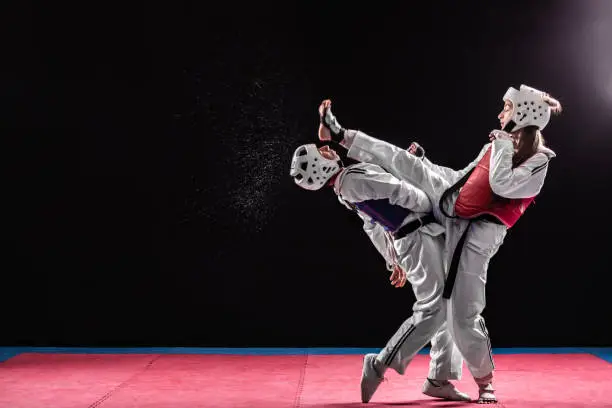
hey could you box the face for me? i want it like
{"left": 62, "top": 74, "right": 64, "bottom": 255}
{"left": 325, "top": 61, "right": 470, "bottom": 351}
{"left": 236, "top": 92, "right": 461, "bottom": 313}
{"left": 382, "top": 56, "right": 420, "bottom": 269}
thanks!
{"left": 318, "top": 145, "right": 340, "bottom": 161}
{"left": 498, "top": 100, "right": 514, "bottom": 130}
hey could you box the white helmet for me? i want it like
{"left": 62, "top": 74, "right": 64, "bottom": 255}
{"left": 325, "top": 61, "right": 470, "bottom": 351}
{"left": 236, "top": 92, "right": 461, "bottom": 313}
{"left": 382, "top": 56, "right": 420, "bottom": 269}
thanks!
{"left": 503, "top": 84, "right": 552, "bottom": 132}
{"left": 290, "top": 143, "right": 341, "bottom": 191}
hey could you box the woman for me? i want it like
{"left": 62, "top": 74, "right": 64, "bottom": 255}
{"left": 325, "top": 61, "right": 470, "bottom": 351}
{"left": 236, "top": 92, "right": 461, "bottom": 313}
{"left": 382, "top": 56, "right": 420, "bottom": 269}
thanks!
{"left": 318, "top": 85, "right": 562, "bottom": 404}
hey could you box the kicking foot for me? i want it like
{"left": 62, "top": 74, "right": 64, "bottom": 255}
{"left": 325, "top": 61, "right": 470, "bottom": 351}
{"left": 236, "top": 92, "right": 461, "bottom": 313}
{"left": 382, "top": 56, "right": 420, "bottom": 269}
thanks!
{"left": 360, "top": 353, "right": 386, "bottom": 403}
{"left": 422, "top": 378, "right": 471, "bottom": 402}
{"left": 477, "top": 382, "right": 497, "bottom": 404}
{"left": 318, "top": 122, "right": 331, "bottom": 142}
{"left": 318, "top": 99, "right": 344, "bottom": 142}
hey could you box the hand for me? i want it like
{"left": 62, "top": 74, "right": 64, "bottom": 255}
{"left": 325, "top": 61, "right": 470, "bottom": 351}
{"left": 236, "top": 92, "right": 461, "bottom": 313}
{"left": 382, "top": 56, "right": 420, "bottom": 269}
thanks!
{"left": 318, "top": 100, "right": 332, "bottom": 142}
{"left": 389, "top": 264, "right": 407, "bottom": 288}
{"left": 489, "top": 129, "right": 513, "bottom": 142}
{"left": 408, "top": 142, "right": 425, "bottom": 158}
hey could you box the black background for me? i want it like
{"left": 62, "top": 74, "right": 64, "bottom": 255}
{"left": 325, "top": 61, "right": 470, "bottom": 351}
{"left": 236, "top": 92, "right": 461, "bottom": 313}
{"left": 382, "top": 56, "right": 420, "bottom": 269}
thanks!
{"left": 3, "top": 1, "right": 612, "bottom": 347}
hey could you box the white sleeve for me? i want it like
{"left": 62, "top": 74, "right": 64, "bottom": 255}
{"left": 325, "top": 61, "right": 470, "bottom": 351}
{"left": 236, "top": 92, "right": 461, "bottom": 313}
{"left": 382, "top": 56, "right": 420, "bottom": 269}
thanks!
{"left": 337, "top": 193, "right": 395, "bottom": 269}
{"left": 360, "top": 218, "right": 395, "bottom": 269}
{"left": 340, "top": 166, "right": 432, "bottom": 213}
{"left": 489, "top": 139, "right": 551, "bottom": 198}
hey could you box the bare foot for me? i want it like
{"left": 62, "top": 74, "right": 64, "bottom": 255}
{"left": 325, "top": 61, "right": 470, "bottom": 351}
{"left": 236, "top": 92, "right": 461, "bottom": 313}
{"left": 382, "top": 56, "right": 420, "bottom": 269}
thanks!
{"left": 318, "top": 122, "right": 331, "bottom": 141}
{"left": 318, "top": 100, "right": 332, "bottom": 141}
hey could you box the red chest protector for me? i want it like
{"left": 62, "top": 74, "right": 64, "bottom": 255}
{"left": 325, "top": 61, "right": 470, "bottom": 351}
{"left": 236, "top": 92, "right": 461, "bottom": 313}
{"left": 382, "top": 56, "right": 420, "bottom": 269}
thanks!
{"left": 453, "top": 147, "right": 535, "bottom": 228}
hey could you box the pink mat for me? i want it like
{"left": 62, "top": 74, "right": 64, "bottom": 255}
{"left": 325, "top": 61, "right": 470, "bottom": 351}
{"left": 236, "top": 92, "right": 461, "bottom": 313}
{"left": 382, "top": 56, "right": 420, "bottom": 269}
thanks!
{"left": 1, "top": 353, "right": 611, "bottom": 408}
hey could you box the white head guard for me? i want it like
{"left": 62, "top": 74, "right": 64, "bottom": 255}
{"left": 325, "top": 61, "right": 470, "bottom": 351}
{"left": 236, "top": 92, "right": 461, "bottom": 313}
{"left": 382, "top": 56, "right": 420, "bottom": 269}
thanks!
{"left": 503, "top": 84, "right": 552, "bottom": 132}
{"left": 290, "top": 143, "right": 341, "bottom": 191}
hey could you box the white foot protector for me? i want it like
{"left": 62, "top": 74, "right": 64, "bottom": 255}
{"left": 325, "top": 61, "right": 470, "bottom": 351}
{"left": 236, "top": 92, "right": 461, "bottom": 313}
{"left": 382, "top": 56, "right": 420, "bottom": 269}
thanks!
{"left": 422, "top": 378, "right": 471, "bottom": 402}
{"left": 477, "top": 382, "right": 497, "bottom": 404}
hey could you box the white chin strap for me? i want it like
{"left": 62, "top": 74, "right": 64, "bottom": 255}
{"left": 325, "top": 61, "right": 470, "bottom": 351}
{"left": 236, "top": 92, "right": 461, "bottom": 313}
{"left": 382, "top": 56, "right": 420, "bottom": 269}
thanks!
{"left": 290, "top": 144, "right": 340, "bottom": 191}
{"left": 503, "top": 84, "right": 551, "bottom": 132}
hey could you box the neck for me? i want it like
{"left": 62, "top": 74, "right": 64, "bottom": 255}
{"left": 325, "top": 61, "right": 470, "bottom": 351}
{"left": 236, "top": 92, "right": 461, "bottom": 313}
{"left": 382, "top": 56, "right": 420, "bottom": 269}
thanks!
{"left": 328, "top": 169, "right": 343, "bottom": 187}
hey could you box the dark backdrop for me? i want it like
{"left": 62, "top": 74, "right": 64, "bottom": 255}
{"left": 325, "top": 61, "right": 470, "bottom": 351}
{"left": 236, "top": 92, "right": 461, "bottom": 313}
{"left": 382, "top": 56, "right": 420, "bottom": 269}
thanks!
{"left": 3, "top": 1, "right": 612, "bottom": 347}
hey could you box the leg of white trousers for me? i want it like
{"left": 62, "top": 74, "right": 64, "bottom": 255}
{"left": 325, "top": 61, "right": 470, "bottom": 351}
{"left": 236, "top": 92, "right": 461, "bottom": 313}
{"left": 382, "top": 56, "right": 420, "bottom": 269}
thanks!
{"left": 345, "top": 131, "right": 454, "bottom": 209}
{"left": 427, "top": 224, "right": 464, "bottom": 382}
{"left": 447, "top": 221, "right": 507, "bottom": 379}
{"left": 376, "top": 234, "right": 446, "bottom": 375}
{"left": 358, "top": 141, "right": 455, "bottom": 226}
{"left": 428, "top": 321, "right": 463, "bottom": 381}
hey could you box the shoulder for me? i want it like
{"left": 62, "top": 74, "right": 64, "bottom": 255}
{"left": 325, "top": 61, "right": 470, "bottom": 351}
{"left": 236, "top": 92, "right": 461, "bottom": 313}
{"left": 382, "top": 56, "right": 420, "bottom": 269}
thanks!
{"left": 479, "top": 142, "right": 492, "bottom": 156}
{"left": 520, "top": 150, "right": 552, "bottom": 176}
{"left": 344, "top": 162, "right": 385, "bottom": 177}
{"left": 339, "top": 163, "right": 395, "bottom": 193}
{"left": 524, "top": 144, "right": 556, "bottom": 167}
{"left": 537, "top": 144, "right": 556, "bottom": 159}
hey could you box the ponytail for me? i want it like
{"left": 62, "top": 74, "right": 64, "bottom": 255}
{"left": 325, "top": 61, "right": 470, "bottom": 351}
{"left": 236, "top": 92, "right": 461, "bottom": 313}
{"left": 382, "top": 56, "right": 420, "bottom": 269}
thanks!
{"left": 542, "top": 93, "right": 562, "bottom": 115}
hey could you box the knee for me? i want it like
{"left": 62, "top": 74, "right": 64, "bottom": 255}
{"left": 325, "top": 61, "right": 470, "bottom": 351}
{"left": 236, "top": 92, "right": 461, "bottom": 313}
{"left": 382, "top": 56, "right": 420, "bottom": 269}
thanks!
{"left": 416, "top": 292, "right": 446, "bottom": 322}
{"left": 451, "top": 306, "right": 484, "bottom": 331}
{"left": 452, "top": 294, "right": 485, "bottom": 319}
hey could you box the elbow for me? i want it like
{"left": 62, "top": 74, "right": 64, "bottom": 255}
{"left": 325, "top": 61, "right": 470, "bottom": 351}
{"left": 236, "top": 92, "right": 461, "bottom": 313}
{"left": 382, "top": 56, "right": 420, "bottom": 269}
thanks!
{"left": 490, "top": 177, "right": 544, "bottom": 199}
{"left": 490, "top": 181, "right": 509, "bottom": 197}
{"left": 489, "top": 173, "right": 509, "bottom": 196}
{"left": 489, "top": 174, "right": 516, "bottom": 198}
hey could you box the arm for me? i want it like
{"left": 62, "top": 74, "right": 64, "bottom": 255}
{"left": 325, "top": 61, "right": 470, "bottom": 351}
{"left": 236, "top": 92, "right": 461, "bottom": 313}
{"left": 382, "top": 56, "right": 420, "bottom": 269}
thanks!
{"left": 336, "top": 195, "right": 398, "bottom": 272}
{"left": 360, "top": 216, "right": 396, "bottom": 269}
{"left": 340, "top": 165, "right": 432, "bottom": 213}
{"left": 489, "top": 138, "right": 551, "bottom": 198}
{"left": 359, "top": 211, "right": 408, "bottom": 287}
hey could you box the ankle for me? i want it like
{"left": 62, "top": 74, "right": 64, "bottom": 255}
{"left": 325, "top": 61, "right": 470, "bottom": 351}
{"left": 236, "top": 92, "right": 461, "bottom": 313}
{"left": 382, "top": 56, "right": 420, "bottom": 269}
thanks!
{"left": 427, "top": 378, "right": 450, "bottom": 387}
{"left": 372, "top": 358, "right": 387, "bottom": 377}
{"left": 474, "top": 372, "right": 494, "bottom": 387}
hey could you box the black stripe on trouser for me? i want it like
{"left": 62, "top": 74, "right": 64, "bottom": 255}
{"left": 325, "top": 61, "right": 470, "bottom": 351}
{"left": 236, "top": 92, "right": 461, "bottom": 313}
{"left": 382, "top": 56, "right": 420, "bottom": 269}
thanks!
{"left": 442, "top": 222, "right": 471, "bottom": 299}
{"left": 479, "top": 318, "right": 495, "bottom": 370}
{"left": 384, "top": 324, "right": 417, "bottom": 366}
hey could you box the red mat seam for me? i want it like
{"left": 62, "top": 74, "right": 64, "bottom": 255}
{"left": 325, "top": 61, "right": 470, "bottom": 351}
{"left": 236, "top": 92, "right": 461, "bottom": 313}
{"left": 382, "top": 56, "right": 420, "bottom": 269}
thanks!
{"left": 293, "top": 353, "right": 308, "bottom": 408}
{"left": 86, "top": 354, "right": 162, "bottom": 408}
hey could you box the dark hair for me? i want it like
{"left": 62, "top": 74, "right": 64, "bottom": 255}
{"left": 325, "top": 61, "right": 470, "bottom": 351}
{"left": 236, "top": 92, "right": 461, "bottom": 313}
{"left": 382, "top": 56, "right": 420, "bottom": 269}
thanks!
{"left": 512, "top": 126, "right": 542, "bottom": 167}
{"left": 511, "top": 92, "right": 561, "bottom": 168}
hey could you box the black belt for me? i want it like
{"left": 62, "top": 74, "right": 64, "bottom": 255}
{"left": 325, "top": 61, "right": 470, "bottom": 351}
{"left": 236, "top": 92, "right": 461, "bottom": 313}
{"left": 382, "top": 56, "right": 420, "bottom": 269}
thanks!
{"left": 438, "top": 169, "right": 505, "bottom": 299}
{"left": 442, "top": 213, "right": 504, "bottom": 300}
{"left": 477, "top": 213, "right": 504, "bottom": 225}
{"left": 443, "top": 221, "right": 470, "bottom": 299}
{"left": 392, "top": 214, "right": 436, "bottom": 240}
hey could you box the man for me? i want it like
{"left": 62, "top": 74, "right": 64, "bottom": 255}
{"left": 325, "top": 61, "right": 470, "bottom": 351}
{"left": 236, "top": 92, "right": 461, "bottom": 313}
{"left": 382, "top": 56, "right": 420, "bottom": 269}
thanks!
{"left": 290, "top": 142, "right": 469, "bottom": 403}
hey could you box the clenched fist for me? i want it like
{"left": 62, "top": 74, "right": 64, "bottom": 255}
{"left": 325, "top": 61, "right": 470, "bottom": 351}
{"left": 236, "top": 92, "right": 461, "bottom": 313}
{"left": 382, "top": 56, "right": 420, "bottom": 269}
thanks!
{"left": 390, "top": 264, "right": 407, "bottom": 288}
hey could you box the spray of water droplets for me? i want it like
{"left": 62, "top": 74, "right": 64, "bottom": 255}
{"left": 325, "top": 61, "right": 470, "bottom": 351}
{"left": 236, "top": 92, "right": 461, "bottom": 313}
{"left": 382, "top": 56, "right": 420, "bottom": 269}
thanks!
{"left": 221, "top": 80, "right": 301, "bottom": 232}
{"left": 173, "top": 37, "right": 310, "bottom": 234}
